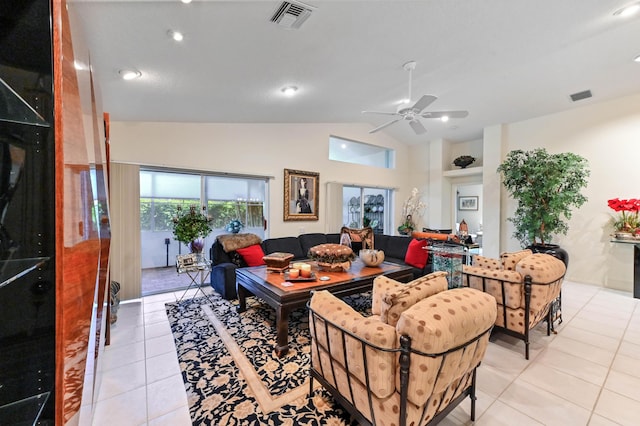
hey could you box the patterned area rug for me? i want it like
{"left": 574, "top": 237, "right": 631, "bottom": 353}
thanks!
{"left": 165, "top": 291, "right": 372, "bottom": 425}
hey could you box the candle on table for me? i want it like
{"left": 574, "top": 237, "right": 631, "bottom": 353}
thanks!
{"left": 289, "top": 268, "right": 300, "bottom": 279}
{"left": 300, "top": 263, "right": 312, "bottom": 278}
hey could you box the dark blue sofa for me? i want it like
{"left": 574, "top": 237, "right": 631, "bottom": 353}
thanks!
{"left": 209, "top": 232, "right": 433, "bottom": 299}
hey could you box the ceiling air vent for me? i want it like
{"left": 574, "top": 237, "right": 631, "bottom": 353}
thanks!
{"left": 570, "top": 90, "right": 592, "bottom": 102}
{"left": 270, "top": 1, "right": 315, "bottom": 29}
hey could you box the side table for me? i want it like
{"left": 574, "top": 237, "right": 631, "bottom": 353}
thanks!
{"left": 176, "top": 253, "right": 212, "bottom": 302}
{"left": 610, "top": 239, "right": 640, "bottom": 299}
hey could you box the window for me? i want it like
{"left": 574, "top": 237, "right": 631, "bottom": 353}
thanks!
{"left": 343, "top": 185, "right": 392, "bottom": 235}
{"left": 329, "top": 135, "right": 395, "bottom": 169}
{"left": 139, "top": 169, "right": 268, "bottom": 271}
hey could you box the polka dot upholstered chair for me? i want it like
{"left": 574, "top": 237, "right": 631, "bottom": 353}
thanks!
{"left": 308, "top": 272, "right": 497, "bottom": 426}
{"left": 462, "top": 250, "right": 566, "bottom": 359}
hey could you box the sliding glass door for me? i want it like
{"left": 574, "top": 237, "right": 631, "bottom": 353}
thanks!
{"left": 140, "top": 169, "right": 267, "bottom": 295}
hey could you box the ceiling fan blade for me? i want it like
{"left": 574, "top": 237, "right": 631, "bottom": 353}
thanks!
{"left": 409, "top": 119, "right": 427, "bottom": 135}
{"left": 421, "top": 110, "right": 469, "bottom": 119}
{"left": 369, "top": 118, "right": 401, "bottom": 133}
{"left": 362, "top": 110, "right": 402, "bottom": 116}
{"left": 410, "top": 95, "right": 437, "bottom": 113}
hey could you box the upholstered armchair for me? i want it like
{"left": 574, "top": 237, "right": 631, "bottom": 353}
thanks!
{"left": 461, "top": 249, "right": 566, "bottom": 359}
{"left": 308, "top": 272, "right": 497, "bottom": 426}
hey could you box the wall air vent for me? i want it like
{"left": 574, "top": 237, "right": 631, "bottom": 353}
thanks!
{"left": 570, "top": 90, "right": 592, "bottom": 102}
{"left": 270, "top": 1, "right": 315, "bottom": 29}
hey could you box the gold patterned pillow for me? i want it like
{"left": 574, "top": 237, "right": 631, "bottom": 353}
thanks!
{"left": 379, "top": 271, "right": 449, "bottom": 326}
{"left": 500, "top": 249, "right": 532, "bottom": 271}
{"left": 472, "top": 255, "right": 501, "bottom": 270}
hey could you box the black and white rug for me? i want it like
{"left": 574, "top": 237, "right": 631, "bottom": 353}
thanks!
{"left": 165, "top": 291, "right": 371, "bottom": 425}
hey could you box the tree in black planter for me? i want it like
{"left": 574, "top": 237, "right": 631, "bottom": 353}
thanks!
{"left": 497, "top": 148, "right": 590, "bottom": 267}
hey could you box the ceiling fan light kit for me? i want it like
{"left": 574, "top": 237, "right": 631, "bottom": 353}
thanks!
{"left": 362, "top": 61, "right": 468, "bottom": 135}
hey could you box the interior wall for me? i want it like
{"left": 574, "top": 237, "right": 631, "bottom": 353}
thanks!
{"left": 497, "top": 92, "right": 640, "bottom": 291}
{"left": 109, "top": 122, "right": 413, "bottom": 238}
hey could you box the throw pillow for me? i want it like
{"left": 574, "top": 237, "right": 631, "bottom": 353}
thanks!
{"left": 236, "top": 244, "right": 266, "bottom": 267}
{"left": 228, "top": 251, "right": 247, "bottom": 268}
{"left": 404, "top": 238, "right": 429, "bottom": 269}
{"left": 379, "top": 271, "right": 448, "bottom": 326}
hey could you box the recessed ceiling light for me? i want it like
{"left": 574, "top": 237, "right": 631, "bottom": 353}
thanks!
{"left": 119, "top": 69, "right": 142, "bottom": 80}
{"left": 613, "top": 2, "right": 640, "bottom": 17}
{"left": 281, "top": 86, "right": 298, "bottom": 96}
{"left": 634, "top": 54, "right": 640, "bottom": 62}
{"left": 167, "top": 30, "right": 184, "bottom": 42}
{"left": 441, "top": 115, "right": 449, "bottom": 122}
{"left": 180, "top": 0, "right": 192, "bottom": 4}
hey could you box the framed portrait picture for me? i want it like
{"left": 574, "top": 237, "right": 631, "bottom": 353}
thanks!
{"left": 284, "top": 169, "right": 319, "bottom": 221}
{"left": 458, "top": 196, "right": 479, "bottom": 211}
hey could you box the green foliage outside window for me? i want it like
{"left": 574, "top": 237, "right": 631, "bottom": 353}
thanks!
{"left": 141, "top": 198, "right": 264, "bottom": 232}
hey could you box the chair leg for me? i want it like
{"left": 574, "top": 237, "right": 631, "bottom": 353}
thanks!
{"left": 470, "top": 369, "right": 477, "bottom": 421}
{"left": 308, "top": 376, "right": 314, "bottom": 397}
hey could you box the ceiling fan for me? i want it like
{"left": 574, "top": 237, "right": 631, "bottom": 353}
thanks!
{"left": 362, "top": 61, "right": 469, "bottom": 135}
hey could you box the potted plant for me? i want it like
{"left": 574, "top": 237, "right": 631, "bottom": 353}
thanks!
{"left": 172, "top": 205, "right": 213, "bottom": 253}
{"left": 607, "top": 198, "right": 640, "bottom": 239}
{"left": 497, "top": 148, "right": 589, "bottom": 266}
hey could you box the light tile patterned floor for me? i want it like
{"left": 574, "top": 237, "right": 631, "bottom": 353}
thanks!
{"left": 91, "top": 280, "right": 640, "bottom": 425}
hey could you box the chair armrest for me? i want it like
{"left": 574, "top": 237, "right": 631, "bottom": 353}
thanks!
{"left": 210, "top": 262, "right": 238, "bottom": 299}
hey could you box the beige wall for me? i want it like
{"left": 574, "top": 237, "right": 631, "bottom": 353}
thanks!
{"left": 109, "top": 121, "right": 425, "bottom": 237}
{"left": 495, "top": 92, "right": 640, "bottom": 291}
{"left": 110, "top": 92, "right": 640, "bottom": 292}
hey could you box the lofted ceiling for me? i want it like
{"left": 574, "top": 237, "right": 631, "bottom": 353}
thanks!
{"left": 68, "top": 0, "right": 640, "bottom": 144}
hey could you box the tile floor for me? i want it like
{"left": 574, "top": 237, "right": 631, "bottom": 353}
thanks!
{"left": 91, "top": 280, "right": 640, "bottom": 425}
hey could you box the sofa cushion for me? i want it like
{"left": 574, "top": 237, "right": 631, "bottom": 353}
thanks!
{"left": 404, "top": 238, "right": 429, "bottom": 269}
{"left": 262, "top": 236, "right": 305, "bottom": 259}
{"left": 299, "top": 233, "right": 329, "bottom": 256}
{"left": 378, "top": 271, "right": 449, "bottom": 326}
{"left": 236, "top": 244, "right": 266, "bottom": 267}
{"left": 500, "top": 249, "right": 532, "bottom": 271}
{"left": 383, "top": 236, "right": 412, "bottom": 260}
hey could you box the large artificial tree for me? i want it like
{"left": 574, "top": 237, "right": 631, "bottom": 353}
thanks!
{"left": 497, "top": 148, "right": 589, "bottom": 248}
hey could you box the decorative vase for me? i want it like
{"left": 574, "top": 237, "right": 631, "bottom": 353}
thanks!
{"left": 359, "top": 249, "right": 384, "bottom": 267}
{"left": 189, "top": 238, "right": 204, "bottom": 253}
{"left": 528, "top": 244, "right": 569, "bottom": 269}
{"left": 453, "top": 155, "right": 476, "bottom": 169}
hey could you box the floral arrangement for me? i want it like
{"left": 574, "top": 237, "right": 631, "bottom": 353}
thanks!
{"left": 172, "top": 205, "right": 213, "bottom": 244}
{"left": 607, "top": 198, "right": 640, "bottom": 234}
{"left": 398, "top": 188, "right": 426, "bottom": 235}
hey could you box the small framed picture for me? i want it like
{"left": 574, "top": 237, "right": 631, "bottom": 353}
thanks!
{"left": 284, "top": 169, "right": 319, "bottom": 221}
{"left": 458, "top": 196, "right": 478, "bottom": 211}
{"left": 176, "top": 253, "right": 198, "bottom": 270}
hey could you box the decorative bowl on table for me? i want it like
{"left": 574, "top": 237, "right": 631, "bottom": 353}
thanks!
{"left": 359, "top": 249, "right": 385, "bottom": 267}
{"left": 308, "top": 243, "right": 356, "bottom": 272}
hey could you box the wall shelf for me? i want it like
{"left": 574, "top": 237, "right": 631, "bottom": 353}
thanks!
{"left": 443, "top": 166, "right": 483, "bottom": 178}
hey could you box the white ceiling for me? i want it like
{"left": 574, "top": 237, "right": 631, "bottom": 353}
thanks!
{"left": 68, "top": 0, "right": 640, "bottom": 144}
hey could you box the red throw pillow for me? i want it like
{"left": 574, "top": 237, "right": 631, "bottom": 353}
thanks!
{"left": 404, "top": 238, "right": 429, "bottom": 269}
{"left": 236, "top": 244, "right": 266, "bottom": 267}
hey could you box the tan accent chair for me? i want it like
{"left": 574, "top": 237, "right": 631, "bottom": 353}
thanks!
{"left": 462, "top": 250, "right": 566, "bottom": 359}
{"left": 308, "top": 272, "right": 497, "bottom": 426}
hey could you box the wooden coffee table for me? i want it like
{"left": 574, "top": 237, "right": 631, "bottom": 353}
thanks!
{"left": 236, "top": 260, "right": 413, "bottom": 357}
